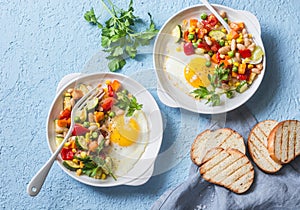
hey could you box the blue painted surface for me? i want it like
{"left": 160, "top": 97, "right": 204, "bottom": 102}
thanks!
{"left": 0, "top": 0, "right": 299, "bottom": 209}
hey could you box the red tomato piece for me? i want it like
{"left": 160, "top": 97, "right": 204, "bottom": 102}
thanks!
{"left": 207, "top": 14, "right": 218, "bottom": 26}
{"left": 101, "top": 97, "right": 114, "bottom": 111}
{"left": 237, "top": 74, "right": 248, "bottom": 80}
{"left": 59, "top": 109, "right": 71, "bottom": 120}
{"left": 183, "top": 42, "right": 195, "bottom": 55}
{"left": 108, "top": 84, "right": 114, "bottom": 97}
{"left": 198, "top": 42, "right": 210, "bottom": 52}
{"left": 72, "top": 124, "right": 90, "bottom": 136}
{"left": 239, "top": 49, "right": 252, "bottom": 58}
{"left": 210, "top": 40, "right": 221, "bottom": 52}
{"left": 61, "top": 148, "right": 74, "bottom": 160}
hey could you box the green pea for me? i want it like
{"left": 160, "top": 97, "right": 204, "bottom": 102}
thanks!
{"left": 219, "top": 39, "right": 225, "bottom": 47}
{"left": 92, "top": 132, "right": 98, "bottom": 139}
{"left": 208, "top": 51, "right": 214, "bottom": 57}
{"left": 197, "top": 39, "right": 202, "bottom": 43}
{"left": 232, "top": 66, "right": 238, "bottom": 72}
{"left": 83, "top": 121, "right": 90, "bottom": 128}
{"left": 193, "top": 43, "right": 198, "bottom": 48}
{"left": 205, "top": 61, "right": 211, "bottom": 67}
{"left": 74, "top": 116, "right": 81, "bottom": 123}
{"left": 188, "top": 34, "right": 194, "bottom": 40}
{"left": 109, "top": 111, "right": 116, "bottom": 118}
{"left": 200, "top": 13, "right": 207, "bottom": 20}
{"left": 228, "top": 51, "right": 235, "bottom": 58}
{"left": 224, "top": 17, "right": 228, "bottom": 22}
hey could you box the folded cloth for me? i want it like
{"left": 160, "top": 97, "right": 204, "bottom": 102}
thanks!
{"left": 151, "top": 105, "right": 300, "bottom": 210}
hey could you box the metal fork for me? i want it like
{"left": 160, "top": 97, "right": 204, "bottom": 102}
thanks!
{"left": 27, "top": 87, "right": 104, "bottom": 196}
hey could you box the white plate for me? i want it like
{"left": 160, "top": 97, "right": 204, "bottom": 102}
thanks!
{"left": 47, "top": 72, "right": 163, "bottom": 187}
{"left": 153, "top": 4, "right": 266, "bottom": 114}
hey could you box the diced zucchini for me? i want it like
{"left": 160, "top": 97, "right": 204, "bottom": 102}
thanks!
{"left": 86, "top": 98, "right": 99, "bottom": 111}
{"left": 54, "top": 120, "right": 64, "bottom": 134}
{"left": 75, "top": 136, "right": 89, "bottom": 150}
{"left": 63, "top": 160, "right": 80, "bottom": 171}
{"left": 209, "top": 30, "right": 226, "bottom": 41}
{"left": 236, "top": 81, "right": 248, "bottom": 93}
{"left": 55, "top": 135, "right": 64, "bottom": 147}
{"left": 171, "top": 25, "right": 182, "bottom": 43}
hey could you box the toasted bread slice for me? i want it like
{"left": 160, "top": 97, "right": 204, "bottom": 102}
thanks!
{"left": 267, "top": 120, "right": 300, "bottom": 164}
{"left": 191, "top": 128, "right": 245, "bottom": 165}
{"left": 200, "top": 147, "right": 254, "bottom": 194}
{"left": 248, "top": 120, "right": 282, "bottom": 173}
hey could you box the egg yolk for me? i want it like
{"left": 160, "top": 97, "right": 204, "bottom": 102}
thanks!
{"left": 109, "top": 115, "right": 140, "bottom": 146}
{"left": 184, "top": 57, "right": 215, "bottom": 88}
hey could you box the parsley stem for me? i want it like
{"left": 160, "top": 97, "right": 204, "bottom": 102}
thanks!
{"left": 100, "top": 0, "right": 117, "bottom": 19}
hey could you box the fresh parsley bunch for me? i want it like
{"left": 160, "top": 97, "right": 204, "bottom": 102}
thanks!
{"left": 84, "top": 0, "right": 158, "bottom": 71}
{"left": 191, "top": 64, "right": 234, "bottom": 106}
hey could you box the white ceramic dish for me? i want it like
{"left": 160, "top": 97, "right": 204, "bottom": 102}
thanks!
{"left": 153, "top": 4, "right": 266, "bottom": 114}
{"left": 47, "top": 72, "right": 163, "bottom": 187}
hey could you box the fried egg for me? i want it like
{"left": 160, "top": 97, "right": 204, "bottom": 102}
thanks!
{"left": 108, "top": 111, "right": 149, "bottom": 177}
{"left": 164, "top": 49, "right": 215, "bottom": 95}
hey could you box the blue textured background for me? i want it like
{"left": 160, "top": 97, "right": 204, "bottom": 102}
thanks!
{"left": 1, "top": 0, "right": 299, "bottom": 209}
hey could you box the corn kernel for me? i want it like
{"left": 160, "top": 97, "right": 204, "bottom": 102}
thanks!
{"left": 236, "top": 38, "right": 243, "bottom": 43}
{"left": 80, "top": 151, "right": 87, "bottom": 158}
{"left": 101, "top": 173, "right": 107, "bottom": 180}
{"left": 248, "top": 64, "right": 254, "bottom": 69}
{"left": 248, "top": 34, "right": 253, "bottom": 38}
{"left": 76, "top": 169, "right": 82, "bottom": 176}
{"left": 103, "top": 87, "right": 108, "bottom": 92}
{"left": 225, "top": 42, "right": 229, "bottom": 46}
{"left": 64, "top": 142, "right": 71, "bottom": 147}
{"left": 105, "top": 80, "right": 111, "bottom": 85}
{"left": 96, "top": 123, "right": 100, "bottom": 128}
{"left": 235, "top": 82, "right": 240, "bottom": 87}
{"left": 221, "top": 28, "right": 227, "bottom": 33}
{"left": 195, "top": 28, "right": 199, "bottom": 33}
{"left": 79, "top": 161, "right": 85, "bottom": 168}
{"left": 72, "top": 148, "right": 77, "bottom": 153}
{"left": 233, "top": 62, "right": 239, "bottom": 67}
{"left": 72, "top": 159, "right": 79, "bottom": 164}
{"left": 188, "top": 27, "right": 195, "bottom": 33}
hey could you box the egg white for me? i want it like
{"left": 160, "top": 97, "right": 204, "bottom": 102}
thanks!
{"left": 108, "top": 111, "right": 149, "bottom": 177}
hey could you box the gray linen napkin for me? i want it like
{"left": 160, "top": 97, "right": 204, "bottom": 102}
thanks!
{"left": 151, "top": 105, "right": 300, "bottom": 210}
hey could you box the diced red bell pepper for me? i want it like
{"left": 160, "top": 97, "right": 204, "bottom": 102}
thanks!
{"left": 239, "top": 49, "right": 252, "bottom": 58}
{"left": 183, "top": 42, "right": 195, "bottom": 55}
{"left": 72, "top": 124, "right": 90, "bottom": 136}
{"left": 207, "top": 14, "right": 218, "bottom": 26}
{"left": 237, "top": 74, "right": 248, "bottom": 81}
{"left": 61, "top": 148, "right": 74, "bottom": 160}
{"left": 108, "top": 84, "right": 114, "bottom": 97}
{"left": 59, "top": 109, "right": 71, "bottom": 120}
{"left": 198, "top": 42, "right": 210, "bottom": 52}
{"left": 101, "top": 97, "right": 114, "bottom": 111}
{"left": 210, "top": 40, "right": 221, "bottom": 52}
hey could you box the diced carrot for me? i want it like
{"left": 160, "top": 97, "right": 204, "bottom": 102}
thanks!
{"left": 211, "top": 54, "right": 219, "bottom": 64}
{"left": 67, "top": 118, "right": 71, "bottom": 127}
{"left": 94, "top": 111, "right": 104, "bottom": 123}
{"left": 183, "top": 31, "right": 189, "bottom": 42}
{"left": 232, "top": 71, "right": 238, "bottom": 78}
{"left": 220, "top": 58, "right": 230, "bottom": 68}
{"left": 190, "top": 19, "right": 198, "bottom": 27}
{"left": 57, "top": 119, "right": 69, "bottom": 127}
{"left": 237, "top": 22, "right": 245, "bottom": 30}
{"left": 238, "top": 63, "right": 247, "bottom": 74}
{"left": 229, "top": 30, "right": 239, "bottom": 39}
{"left": 111, "top": 80, "right": 121, "bottom": 92}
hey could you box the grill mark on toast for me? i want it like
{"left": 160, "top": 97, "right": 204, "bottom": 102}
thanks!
{"left": 218, "top": 132, "right": 234, "bottom": 148}
{"left": 202, "top": 152, "right": 230, "bottom": 173}
{"left": 279, "top": 124, "right": 283, "bottom": 163}
{"left": 226, "top": 163, "right": 252, "bottom": 188}
{"left": 228, "top": 168, "right": 253, "bottom": 189}
{"left": 218, "top": 159, "right": 248, "bottom": 184}
{"left": 256, "top": 125, "right": 268, "bottom": 139}
{"left": 201, "top": 148, "right": 223, "bottom": 166}
{"left": 212, "top": 155, "right": 245, "bottom": 182}
{"left": 250, "top": 140, "right": 278, "bottom": 170}
{"left": 294, "top": 122, "right": 297, "bottom": 158}
{"left": 203, "top": 154, "right": 232, "bottom": 174}
{"left": 205, "top": 155, "right": 239, "bottom": 179}
{"left": 251, "top": 131, "right": 265, "bottom": 149}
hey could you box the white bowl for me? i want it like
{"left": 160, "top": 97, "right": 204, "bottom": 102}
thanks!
{"left": 47, "top": 72, "right": 163, "bottom": 187}
{"left": 153, "top": 4, "right": 266, "bottom": 114}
